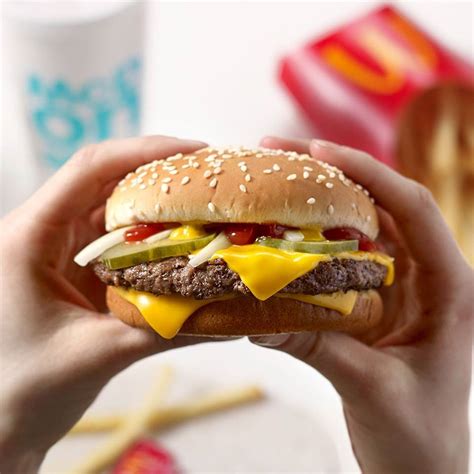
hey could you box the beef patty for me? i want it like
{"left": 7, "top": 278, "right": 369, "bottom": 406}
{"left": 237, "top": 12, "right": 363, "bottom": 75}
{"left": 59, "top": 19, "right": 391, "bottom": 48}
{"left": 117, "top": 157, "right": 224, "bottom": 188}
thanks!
{"left": 93, "top": 256, "right": 387, "bottom": 299}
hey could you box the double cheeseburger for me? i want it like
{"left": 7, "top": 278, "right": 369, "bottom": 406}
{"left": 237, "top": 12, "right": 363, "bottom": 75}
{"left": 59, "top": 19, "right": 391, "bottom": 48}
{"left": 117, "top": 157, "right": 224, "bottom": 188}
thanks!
{"left": 74, "top": 147, "right": 394, "bottom": 339}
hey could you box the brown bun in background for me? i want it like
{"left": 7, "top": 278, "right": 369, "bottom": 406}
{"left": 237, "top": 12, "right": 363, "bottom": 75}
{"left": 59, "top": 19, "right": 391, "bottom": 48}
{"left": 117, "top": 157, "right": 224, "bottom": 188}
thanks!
{"left": 106, "top": 287, "right": 383, "bottom": 337}
{"left": 105, "top": 147, "right": 379, "bottom": 240}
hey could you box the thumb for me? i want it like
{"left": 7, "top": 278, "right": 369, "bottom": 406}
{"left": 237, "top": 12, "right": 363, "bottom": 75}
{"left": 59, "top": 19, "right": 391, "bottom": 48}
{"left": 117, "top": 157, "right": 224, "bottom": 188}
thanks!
{"left": 250, "top": 332, "right": 388, "bottom": 405}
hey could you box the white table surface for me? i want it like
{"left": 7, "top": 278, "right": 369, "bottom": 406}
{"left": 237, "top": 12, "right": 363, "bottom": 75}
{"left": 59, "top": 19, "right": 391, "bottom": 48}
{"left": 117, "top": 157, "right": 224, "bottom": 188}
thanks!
{"left": 1, "top": 2, "right": 473, "bottom": 473}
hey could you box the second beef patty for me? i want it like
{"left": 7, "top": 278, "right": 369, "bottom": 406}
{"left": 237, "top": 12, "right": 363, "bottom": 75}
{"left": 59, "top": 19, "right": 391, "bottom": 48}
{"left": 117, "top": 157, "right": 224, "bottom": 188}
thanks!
{"left": 93, "top": 256, "right": 387, "bottom": 299}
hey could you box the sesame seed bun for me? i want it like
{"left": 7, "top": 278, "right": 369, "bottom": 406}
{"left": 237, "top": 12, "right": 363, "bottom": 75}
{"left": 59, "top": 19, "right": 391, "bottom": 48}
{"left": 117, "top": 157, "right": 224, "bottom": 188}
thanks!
{"left": 106, "top": 287, "right": 383, "bottom": 336}
{"left": 105, "top": 147, "right": 379, "bottom": 239}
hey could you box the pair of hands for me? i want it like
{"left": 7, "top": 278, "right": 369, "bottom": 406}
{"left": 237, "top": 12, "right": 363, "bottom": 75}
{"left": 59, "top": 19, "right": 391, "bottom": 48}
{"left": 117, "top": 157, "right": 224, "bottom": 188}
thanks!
{"left": 1, "top": 135, "right": 472, "bottom": 473}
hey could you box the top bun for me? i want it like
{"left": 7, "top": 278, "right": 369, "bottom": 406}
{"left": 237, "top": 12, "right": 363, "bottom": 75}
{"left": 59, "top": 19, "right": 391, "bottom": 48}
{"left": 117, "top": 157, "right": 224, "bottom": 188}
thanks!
{"left": 105, "top": 147, "right": 379, "bottom": 239}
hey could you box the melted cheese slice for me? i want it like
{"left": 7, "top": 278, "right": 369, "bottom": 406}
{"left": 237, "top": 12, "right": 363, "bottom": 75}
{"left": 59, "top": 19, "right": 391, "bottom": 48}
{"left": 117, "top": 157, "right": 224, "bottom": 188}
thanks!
{"left": 114, "top": 287, "right": 230, "bottom": 339}
{"left": 278, "top": 291, "right": 359, "bottom": 315}
{"left": 212, "top": 245, "right": 330, "bottom": 300}
{"left": 113, "top": 287, "right": 360, "bottom": 338}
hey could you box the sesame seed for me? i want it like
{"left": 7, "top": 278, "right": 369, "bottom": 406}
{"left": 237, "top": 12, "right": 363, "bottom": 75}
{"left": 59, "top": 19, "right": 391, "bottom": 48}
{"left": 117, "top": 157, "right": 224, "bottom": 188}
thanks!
{"left": 317, "top": 174, "right": 326, "bottom": 180}
{"left": 329, "top": 172, "right": 336, "bottom": 178}
{"left": 209, "top": 178, "right": 218, "bottom": 188}
{"left": 182, "top": 164, "right": 190, "bottom": 169}
{"left": 307, "top": 197, "right": 316, "bottom": 205}
{"left": 192, "top": 162, "right": 200, "bottom": 169}
{"left": 204, "top": 170, "right": 212, "bottom": 179}
{"left": 208, "top": 202, "right": 216, "bottom": 212}
{"left": 325, "top": 182, "right": 334, "bottom": 189}
{"left": 245, "top": 174, "right": 251, "bottom": 182}
{"left": 208, "top": 154, "right": 217, "bottom": 160}
{"left": 238, "top": 161, "right": 246, "bottom": 166}
{"left": 139, "top": 183, "right": 147, "bottom": 190}
{"left": 327, "top": 204, "right": 335, "bottom": 215}
{"left": 138, "top": 171, "right": 147, "bottom": 178}
{"left": 303, "top": 171, "right": 310, "bottom": 179}
{"left": 356, "top": 184, "right": 363, "bottom": 190}
{"left": 287, "top": 174, "right": 297, "bottom": 181}
{"left": 273, "top": 164, "right": 281, "bottom": 171}
{"left": 137, "top": 177, "right": 143, "bottom": 184}
{"left": 363, "top": 189, "right": 370, "bottom": 196}
{"left": 163, "top": 177, "right": 172, "bottom": 183}
{"left": 119, "top": 179, "right": 126, "bottom": 186}
{"left": 263, "top": 169, "right": 272, "bottom": 174}
{"left": 222, "top": 154, "right": 231, "bottom": 158}
{"left": 181, "top": 176, "right": 190, "bottom": 185}
{"left": 151, "top": 173, "right": 158, "bottom": 179}
{"left": 213, "top": 167, "right": 222, "bottom": 175}
{"left": 366, "top": 215, "right": 372, "bottom": 222}
{"left": 169, "top": 170, "right": 178, "bottom": 175}
{"left": 239, "top": 184, "right": 247, "bottom": 193}
{"left": 370, "top": 197, "right": 375, "bottom": 204}
{"left": 256, "top": 153, "right": 263, "bottom": 158}
{"left": 240, "top": 165, "right": 248, "bottom": 172}
{"left": 154, "top": 203, "right": 160, "bottom": 212}
{"left": 148, "top": 179, "right": 156, "bottom": 185}
{"left": 161, "top": 184, "right": 169, "bottom": 193}
{"left": 304, "top": 166, "right": 313, "bottom": 171}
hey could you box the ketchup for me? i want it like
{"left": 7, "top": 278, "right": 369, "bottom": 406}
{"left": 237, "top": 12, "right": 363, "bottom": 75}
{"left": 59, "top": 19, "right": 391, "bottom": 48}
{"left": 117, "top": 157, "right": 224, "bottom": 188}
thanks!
{"left": 125, "top": 224, "right": 166, "bottom": 242}
{"left": 224, "top": 224, "right": 256, "bottom": 245}
{"left": 323, "top": 227, "right": 377, "bottom": 252}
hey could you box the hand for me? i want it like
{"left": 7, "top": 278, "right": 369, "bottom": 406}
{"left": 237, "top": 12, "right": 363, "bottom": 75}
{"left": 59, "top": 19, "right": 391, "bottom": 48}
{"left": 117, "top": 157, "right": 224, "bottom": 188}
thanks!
{"left": 0, "top": 136, "right": 214, "bottom": 473}
{"left": 251, "top": 137, "right": 473, "bottom": 473}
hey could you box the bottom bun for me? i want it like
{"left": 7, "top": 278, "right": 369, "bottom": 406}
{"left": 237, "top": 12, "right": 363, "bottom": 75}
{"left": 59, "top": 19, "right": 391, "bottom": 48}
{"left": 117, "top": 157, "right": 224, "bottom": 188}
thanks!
{"left": 106, "top": 287, "right": 383, "bottom": 336}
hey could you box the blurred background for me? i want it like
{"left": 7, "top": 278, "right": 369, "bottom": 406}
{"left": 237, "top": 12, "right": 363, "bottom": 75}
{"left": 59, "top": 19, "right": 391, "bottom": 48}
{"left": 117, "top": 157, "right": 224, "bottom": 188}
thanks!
{"left": 1, "top": 1, "right": 473, "bottom": 472}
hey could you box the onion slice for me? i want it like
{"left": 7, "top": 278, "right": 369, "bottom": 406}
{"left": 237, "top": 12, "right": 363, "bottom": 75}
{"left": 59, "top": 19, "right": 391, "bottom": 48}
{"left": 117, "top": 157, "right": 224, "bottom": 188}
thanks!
{"left": 73, "top": 226, "right": 135, "bottom": 267}
{"left": 188, "top": 232, "right": 231, "bottom": 267}
{"left": 143, "top": 229, "right": 172, "bottom": 244}
{"left": 283, "top": 230, "right": 304, "bottom": 242}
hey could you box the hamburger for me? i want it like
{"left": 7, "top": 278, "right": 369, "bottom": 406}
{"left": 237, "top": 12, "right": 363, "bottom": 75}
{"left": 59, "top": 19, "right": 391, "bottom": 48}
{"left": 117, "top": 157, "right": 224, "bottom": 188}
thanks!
{"left": 74, "top": 146, "right": 394, "bottom": 339}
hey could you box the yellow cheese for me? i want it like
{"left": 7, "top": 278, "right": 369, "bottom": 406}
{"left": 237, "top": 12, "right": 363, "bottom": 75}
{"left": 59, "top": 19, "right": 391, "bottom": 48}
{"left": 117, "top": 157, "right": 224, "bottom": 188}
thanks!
{"left": 277, "top": 291, "right": 359, "bottom": 315}
{"left": 114, "top": 287, "right": 360, "bottom": 338}
{"left": 338, "top": 251, "right": 395, "bottom": 285}
{"left": 169, "top": 225, "right": 206, "bottom": 240}
{"left": 212, "top": 245, "right": 330, "bottom": 300}
{"left": 114, "top": 287, "right": 230, "bottom": 339}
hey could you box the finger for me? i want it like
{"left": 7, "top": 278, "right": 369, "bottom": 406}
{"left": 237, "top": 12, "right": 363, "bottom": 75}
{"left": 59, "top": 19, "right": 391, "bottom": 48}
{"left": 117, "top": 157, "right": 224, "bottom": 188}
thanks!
{"left": 250, "top": 332, "right": 389, "bottom": 405}
{"left": 28, "top": 136, "right": 207, "bottom": 224}
{"left": 75, "top": 314, "right": 231, "bottom": 372}
{"left": 260, "top": 136, "right": 310, "bottom": 154}
{"left": 310, "top": 140, "right": 462, "bottom": 272}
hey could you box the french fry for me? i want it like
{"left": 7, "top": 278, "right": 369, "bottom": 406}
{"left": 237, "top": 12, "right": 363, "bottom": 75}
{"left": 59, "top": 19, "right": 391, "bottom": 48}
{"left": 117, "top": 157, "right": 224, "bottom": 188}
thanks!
{"left": 70, "top": 385, "right": 263, "bottom": 435}
{"left": 70, "top": 366, "right": 172, "bottom": 474}
{"left": 429, "top": 88, "right": 460, "bottom": 240}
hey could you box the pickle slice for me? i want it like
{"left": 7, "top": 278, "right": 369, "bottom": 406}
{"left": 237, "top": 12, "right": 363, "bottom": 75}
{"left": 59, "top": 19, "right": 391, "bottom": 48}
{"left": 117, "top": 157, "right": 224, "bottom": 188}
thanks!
{"left": 101, "top": 234, "right": 216, "bottom": 269}
{"left": 256, "top": 237, "right": 358, "bottom": 254}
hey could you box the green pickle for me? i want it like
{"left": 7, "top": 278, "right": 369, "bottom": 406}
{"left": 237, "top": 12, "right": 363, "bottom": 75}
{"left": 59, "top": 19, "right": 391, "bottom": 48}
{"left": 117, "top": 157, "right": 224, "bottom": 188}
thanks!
{"left": 256, "top": 237, "right": 358, "bottom": 254}
{"left": 101, "top": 234, "right": 216, "bottom": 269}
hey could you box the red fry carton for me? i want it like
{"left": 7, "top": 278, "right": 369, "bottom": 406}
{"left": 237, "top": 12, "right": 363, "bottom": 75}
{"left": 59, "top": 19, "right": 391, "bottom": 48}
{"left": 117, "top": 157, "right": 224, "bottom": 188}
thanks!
{"left": 280, "top": 5, "right": 473, "bottom": 166}
{"left": 112, "top": 439, "right": 179, "bottom": 474}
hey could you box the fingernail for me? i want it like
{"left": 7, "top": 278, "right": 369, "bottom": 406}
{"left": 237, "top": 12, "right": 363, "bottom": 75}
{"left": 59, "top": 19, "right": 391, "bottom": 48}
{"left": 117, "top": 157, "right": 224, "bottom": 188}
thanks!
{"left": 250, "top": 334, "right": 290, "bottom": 347}
{"left": 181, "top": 138, "right": 208, "bottom": 147}
{"left": 311, "top": 139, "right": 336, "bottom": 148}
